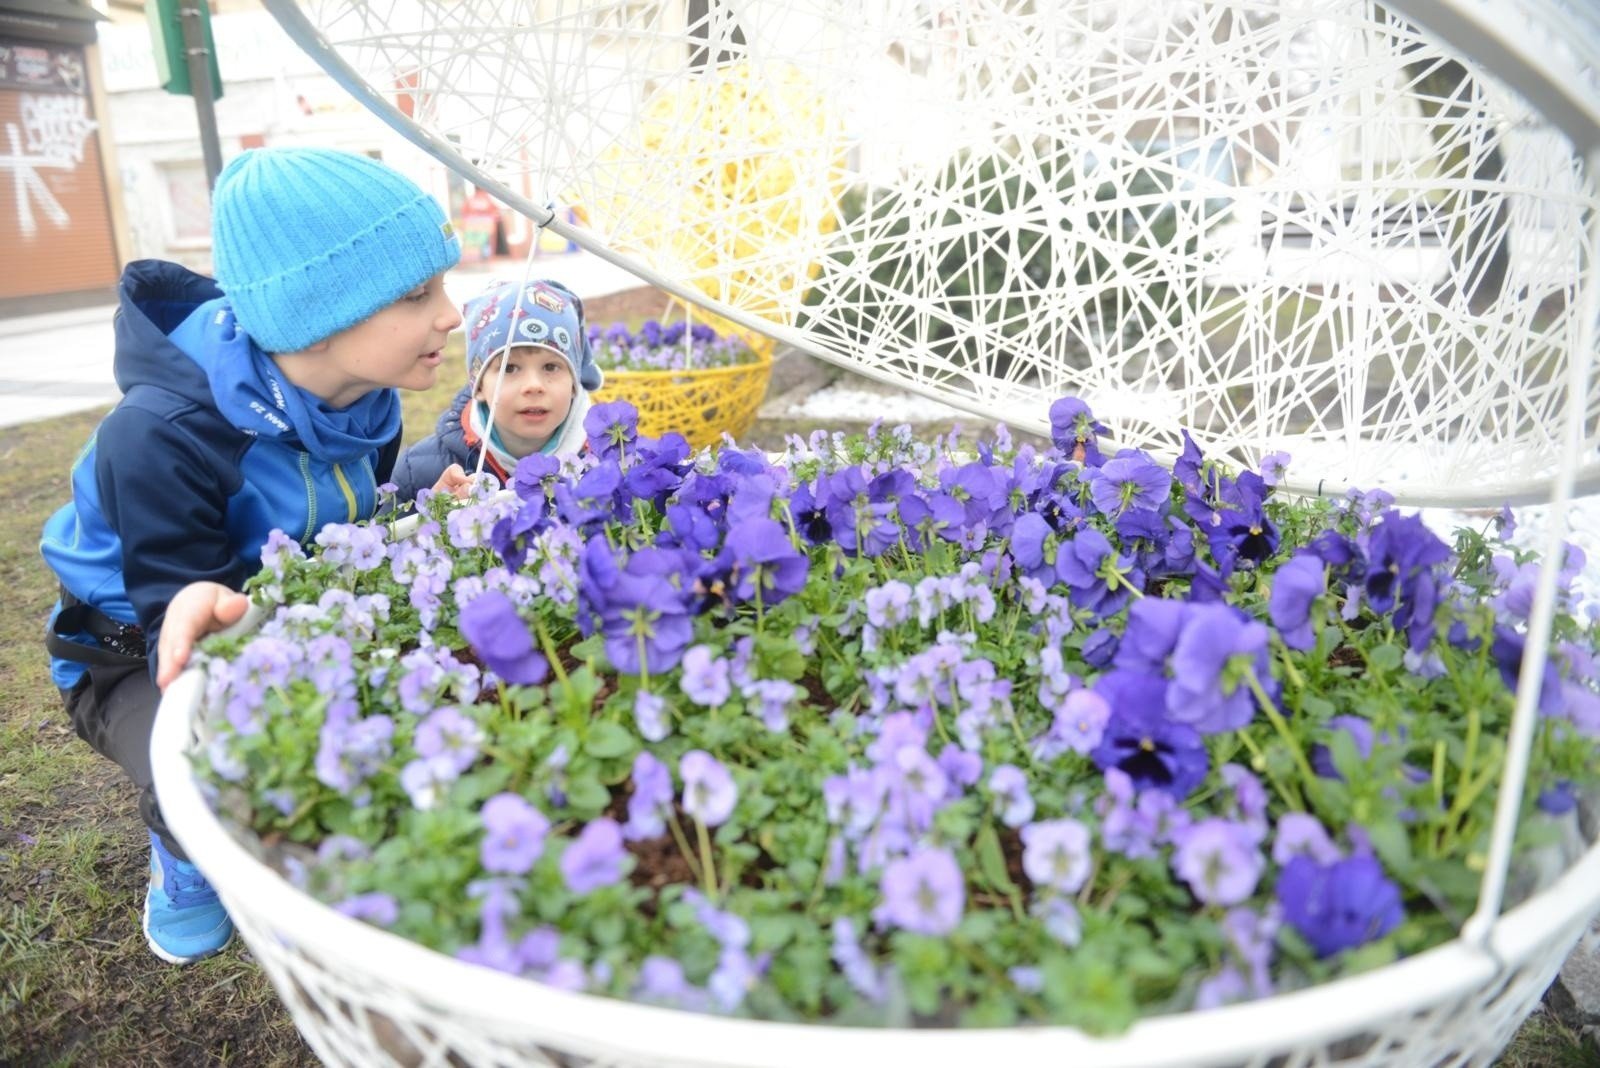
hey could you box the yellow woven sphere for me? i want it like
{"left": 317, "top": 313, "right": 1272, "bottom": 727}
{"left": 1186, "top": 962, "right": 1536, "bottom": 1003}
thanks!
{"left": 593, "top": 352, "right": 773, "bottom": 450}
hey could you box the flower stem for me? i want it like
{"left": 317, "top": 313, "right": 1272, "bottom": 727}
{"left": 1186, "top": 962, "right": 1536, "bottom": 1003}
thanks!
{"left": 1235, "top": 728, "right": 1303, "bottom": 812}
{"left": 1246, "top": 671, "right": 1319, "bottom": 804}
{"left": 533, "top": 616, "right": 569, "bottom": 687}
{"left": 1276, "top": 644, "right": 1307, "bottom": 692}
{"left": 666, "top": 809, "right": 704, "bottom": 883}
{"left": 805, "top": 835, "right": 833, "bottom": 915}
{"left": 695, "top": 817, "right": 720, "bottom": 900}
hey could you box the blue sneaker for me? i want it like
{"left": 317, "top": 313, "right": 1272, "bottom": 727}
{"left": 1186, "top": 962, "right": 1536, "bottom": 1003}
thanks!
{"left": 143, "top": 831, "right": 234, "bottom": 964}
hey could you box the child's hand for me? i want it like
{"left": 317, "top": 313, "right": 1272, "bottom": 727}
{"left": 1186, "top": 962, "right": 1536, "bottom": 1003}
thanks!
{"left": 432, "top": 464, "right": 474, "bottom": 500}
{"left": 156, "top": 581, "right": 250, "bottom": 691}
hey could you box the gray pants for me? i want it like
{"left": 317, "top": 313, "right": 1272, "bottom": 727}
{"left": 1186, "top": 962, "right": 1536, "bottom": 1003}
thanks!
{"left": 60, "top": 658, "right": 186, "bottom": 861}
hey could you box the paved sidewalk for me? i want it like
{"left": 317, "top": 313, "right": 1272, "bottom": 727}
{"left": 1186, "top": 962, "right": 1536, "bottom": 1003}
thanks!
{"left": 0, "top": 252, "right": 644, "bottom": 430}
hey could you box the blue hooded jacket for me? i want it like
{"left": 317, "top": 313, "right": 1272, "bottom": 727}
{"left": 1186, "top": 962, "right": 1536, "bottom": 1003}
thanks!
{"left": 40, "top": 260, "right": 403, "bottom": 688}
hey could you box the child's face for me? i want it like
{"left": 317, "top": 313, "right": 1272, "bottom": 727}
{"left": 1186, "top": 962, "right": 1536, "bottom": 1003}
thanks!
{"left": 474, "top": 345, "right": 575, "bottom": 456}
{"left": 298, "top": 273, "right": 461, "bottom": 407}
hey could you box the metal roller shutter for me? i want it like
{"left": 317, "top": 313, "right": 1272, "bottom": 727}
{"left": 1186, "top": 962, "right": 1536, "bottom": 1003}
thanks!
{"left": 0, "top": 35, "right": 118, "bottom": 301}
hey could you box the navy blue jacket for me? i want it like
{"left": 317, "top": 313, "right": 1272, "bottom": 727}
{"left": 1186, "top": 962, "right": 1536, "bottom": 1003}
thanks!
{"left": 390, "top": 384, "right": 481, "bottom": 504}
{"left": 40, "top": 260, "right": 401, "bottom": 687}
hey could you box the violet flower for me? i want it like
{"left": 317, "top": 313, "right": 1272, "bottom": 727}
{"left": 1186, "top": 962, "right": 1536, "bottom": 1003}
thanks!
{"left": 1020, "top": 818, "right": 1092, "bottom": 894}
{"left": 1172, "top": 818, "right": 1264, "bottom": 906}
{"left": 1269, "top": 552, "right": 1327, "bottom": 651}
{"left": 875, "top": 846, "right": 965, "bottom": 936}
{"left": 1276, "top": 853, "right": 1404, "bottom": 958}
{"left": 1090, "top": 679, "right": 1209, "bottom": 799}
{"left": 1087, "top": 450, "right": 1171, "bottom": 516}
{"left": 559, "top": 817, "right": 629, "bottom": 894}
{"left": 625, "top": 751, "right": 673, "bottom": 840}
{"left": 480, "top": 793, "right": 551, "bottom": 875}
{"left": 680, "top": 749, "right": 738, "bottom": 826}
{"left": 1165, "top": 603, "right": 1271, "bottom": 734}
{"left": 459, "top": 590, "right": 548, "bottom": 686}
{"left": 680, "top": 645, "right": 733, "bottom": 707}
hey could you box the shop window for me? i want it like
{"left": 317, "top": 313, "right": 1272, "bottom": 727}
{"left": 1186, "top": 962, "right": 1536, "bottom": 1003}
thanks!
{"left": 162, "top": 159, "right": 211, "bottom": 246}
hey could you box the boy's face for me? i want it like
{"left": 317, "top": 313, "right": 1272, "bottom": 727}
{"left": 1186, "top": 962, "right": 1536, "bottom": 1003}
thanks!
{"left": 297, "top": 273, "right": 462, "bottom": 407}
{"left": 474, "top": 344, "right": 576, "bottom": 456}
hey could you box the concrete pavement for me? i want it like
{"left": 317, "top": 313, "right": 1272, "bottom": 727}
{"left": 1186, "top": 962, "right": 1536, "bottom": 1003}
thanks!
{"left": 0, "top": 252, "right": 645, "bottom": 430}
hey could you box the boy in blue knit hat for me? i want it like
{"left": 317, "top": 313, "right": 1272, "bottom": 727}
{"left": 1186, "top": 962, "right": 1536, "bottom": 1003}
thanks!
{"left": 39, "top": 146, "right": 463, "bottom": 964}
{"left": 389, "top": 277, "right": 604, "bottom": 501}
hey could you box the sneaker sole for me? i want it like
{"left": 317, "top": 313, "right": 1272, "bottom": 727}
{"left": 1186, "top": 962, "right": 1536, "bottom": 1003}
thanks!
{"left": 142, "top": 895, "right": 235, "bottom": 965}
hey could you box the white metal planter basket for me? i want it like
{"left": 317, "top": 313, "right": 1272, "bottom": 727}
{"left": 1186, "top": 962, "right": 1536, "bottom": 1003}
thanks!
{"left": 152, "top": 0, "right": 1600, "bottom": 1065}
{"left": 148, "top": 682, "right": 1600, "bottom": 1067}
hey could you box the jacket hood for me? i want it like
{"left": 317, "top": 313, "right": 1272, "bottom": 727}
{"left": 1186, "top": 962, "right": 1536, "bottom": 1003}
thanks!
{"left": 437, "top": 381, "right": 474, "bottom": 440}
{"left": 112, "top": 260, "right": 224, "bottom": 406}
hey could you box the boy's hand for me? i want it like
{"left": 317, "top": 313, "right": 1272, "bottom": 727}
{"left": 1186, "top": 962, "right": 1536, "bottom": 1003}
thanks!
{"left": 432, "top": 463, "right": 474, "bottom": 500}
{"left": 156, "top": 581, "right": 250, "bottom": 691}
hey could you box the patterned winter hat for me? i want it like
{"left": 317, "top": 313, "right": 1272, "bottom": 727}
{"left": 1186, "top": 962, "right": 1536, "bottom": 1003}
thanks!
{"left": 211, "top": 147, "right": 461, "bottom": 353}
{"left": 462, "top": 278, "right": 604, "bottom": 392}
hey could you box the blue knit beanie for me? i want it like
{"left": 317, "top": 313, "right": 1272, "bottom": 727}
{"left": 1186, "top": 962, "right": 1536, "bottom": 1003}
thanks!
{"left": 462, "top": 278, "right": 604, "bottom": 392}
{"left": 211, "top": 147, "right": 461, "bottom": 353}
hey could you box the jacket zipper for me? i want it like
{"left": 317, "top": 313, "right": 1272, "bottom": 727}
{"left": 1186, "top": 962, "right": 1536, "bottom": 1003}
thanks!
{"left": 332, "top": 462, "right": 359, "bottom": 523}
{"left": 298, "top": 452, "right": 317, "bottom": 543}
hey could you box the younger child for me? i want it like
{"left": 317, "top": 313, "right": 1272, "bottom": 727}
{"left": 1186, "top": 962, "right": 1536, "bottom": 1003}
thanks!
{"left": 389, "top": 277, "right": 603, "bottom": 501}
{"left": 40, "top": 146, "right": 462, "bottom": 965}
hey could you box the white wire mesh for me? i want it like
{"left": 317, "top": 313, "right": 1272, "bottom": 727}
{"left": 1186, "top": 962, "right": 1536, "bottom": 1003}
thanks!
{"left": 267, "top": 0, "right": 1600, "bottom": 504}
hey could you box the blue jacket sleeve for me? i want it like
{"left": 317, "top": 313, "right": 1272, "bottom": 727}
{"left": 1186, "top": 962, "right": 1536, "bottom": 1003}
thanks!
{"left": 94, "top": 401, "right": 247, "bottom": 676}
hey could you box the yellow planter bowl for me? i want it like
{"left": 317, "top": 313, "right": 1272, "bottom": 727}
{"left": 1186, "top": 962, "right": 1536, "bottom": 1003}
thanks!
{"left": 592, "top": 351, "right": 773, "bottom": 450}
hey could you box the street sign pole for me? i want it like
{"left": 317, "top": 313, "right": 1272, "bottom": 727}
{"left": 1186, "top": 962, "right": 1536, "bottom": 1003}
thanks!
{"left": 177, "top": 3, "right": 224, "bottom": 191}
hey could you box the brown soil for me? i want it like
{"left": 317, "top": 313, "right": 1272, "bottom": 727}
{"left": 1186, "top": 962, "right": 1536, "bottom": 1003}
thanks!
{"left": 582, "top": 285, "right": 678, "bottom": 328}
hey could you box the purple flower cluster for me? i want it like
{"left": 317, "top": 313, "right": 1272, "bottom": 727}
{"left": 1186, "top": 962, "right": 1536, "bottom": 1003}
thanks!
{"left": 196, "top": 390, "right": 1600, "bottom": 1028}
{"left": 589, "top": 319, "right": 757, "bottom": 373}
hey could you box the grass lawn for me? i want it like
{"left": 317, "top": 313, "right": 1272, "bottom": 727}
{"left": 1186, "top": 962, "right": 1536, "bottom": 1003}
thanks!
{"left": 0, "top": 340, "right": 1593, "bottom": 1065}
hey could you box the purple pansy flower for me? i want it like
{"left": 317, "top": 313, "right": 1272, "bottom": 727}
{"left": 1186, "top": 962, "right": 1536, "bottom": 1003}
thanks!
{"left": 560, "top": 817, "right": 629, "bottom": 894}
{"left": 875, "top": 846, "right": 965, "bottom": 936}
{"left": 1172, "top": 818, "right": 1264, "bottom": 906}
{"left": 480, "top": 793, "right": 551, "bottom": 875}
{"left": 680, "top": 750, "right": 738, "bottom": 826}
{"left": 1090, "top": 677, "right": 1209, "bottom": 798}
{"left": 988, "top": 764, "right": 1035, "bottom": 828}
{"left": 1020, "top": 818, "right": 1093, "bottom": 894}
{"left": 680, "top": 645, "right": 733, "bottom": 707}
{"left": 1087, "top": 450, "right": 1171, "bottom": 516}
{"left": 625, "top": 751, "right": 674, "bottom": 840}
{"left": 459, "top": 590, "right": 548, "bottom": 685}
{"left": 1277, "top": 853, "right": 1404, "bottom": 958}
{"left": 1269, "top": 552, "right": 1327, "bottom": 651}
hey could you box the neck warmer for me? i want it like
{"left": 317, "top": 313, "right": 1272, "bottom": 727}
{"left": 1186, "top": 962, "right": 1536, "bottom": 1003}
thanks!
{"left": 171, "top": 298, "right": 401, "bottom": 464}
{"left": 463, "top": 388, "right": 592, "bottom": 479}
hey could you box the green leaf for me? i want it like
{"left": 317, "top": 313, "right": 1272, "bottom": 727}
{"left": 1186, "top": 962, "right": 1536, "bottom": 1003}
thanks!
{"left": 1367, "top": 644, "right": 1403, "bottom": 673}
{"left": 974, "top": 823, "right": 1018, "bottom": 895}
{"left": 563, "top": 772, "right": 611, "bottom": 817}
{"left": 1300, "top": 694, "right": 1336, "bottom": 720}
{"left": 552, "top": 665, "right": 604, "bottom": 714}
{"left": 584, "top": 721, "right": 635, "bottom": 760}
{"left": 590, "top": 911, "right": 626, "bottom": 947}
{"left": 1336, "top": 938, "right": 1398, "bottom": 975}
{"left": 1362, "top": 819, "right": 1417, "bottom": 879}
